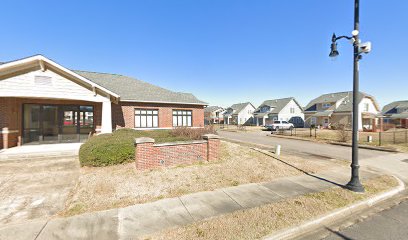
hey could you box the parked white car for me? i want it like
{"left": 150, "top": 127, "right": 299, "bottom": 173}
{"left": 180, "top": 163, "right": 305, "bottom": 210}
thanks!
{"left": 266, "top": 120, "right": 294, "bottom": 131}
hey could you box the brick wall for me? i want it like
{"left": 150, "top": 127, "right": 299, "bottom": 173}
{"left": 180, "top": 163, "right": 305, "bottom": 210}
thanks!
{"left": 135, "top": 134, "right": 220, "bottom": 170}
{"left": 113, "top": 102, "right": 205, "bottom": 129}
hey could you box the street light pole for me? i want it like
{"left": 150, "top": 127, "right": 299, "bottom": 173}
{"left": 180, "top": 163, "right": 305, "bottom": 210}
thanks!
{"left": 346, "top": 0, "right": 365, "bottom": 192}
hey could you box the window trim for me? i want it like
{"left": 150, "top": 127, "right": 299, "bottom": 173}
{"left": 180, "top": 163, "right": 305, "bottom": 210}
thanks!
{"left": 135, "top": 108, "right": 159, "bottom": 128}
{"left": 172, "top": 109, "right": 193, "bottom": 127}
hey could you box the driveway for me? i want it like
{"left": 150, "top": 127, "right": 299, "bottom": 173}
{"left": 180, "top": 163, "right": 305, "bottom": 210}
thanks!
{"left": 0, "top": 151, "right": 80, "bottom": 226}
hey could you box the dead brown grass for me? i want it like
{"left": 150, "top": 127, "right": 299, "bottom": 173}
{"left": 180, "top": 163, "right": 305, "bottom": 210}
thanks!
{"left": 146, "top": 175, "right": 398, "bottom": 240}
{"left": 61, "top": 141, "right": 345, "bottom": 217}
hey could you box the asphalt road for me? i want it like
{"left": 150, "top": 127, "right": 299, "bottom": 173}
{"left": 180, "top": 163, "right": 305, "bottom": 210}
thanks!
{"left": 218, "top": 130, "right": 392, "bottom": 161}
{"left": 322, "top": 199, "right": 408, "bottom": 240}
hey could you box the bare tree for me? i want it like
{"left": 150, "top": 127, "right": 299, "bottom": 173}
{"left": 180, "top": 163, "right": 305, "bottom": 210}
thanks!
{"left": 336, "top": 123, "right": 351, "bottom": 142}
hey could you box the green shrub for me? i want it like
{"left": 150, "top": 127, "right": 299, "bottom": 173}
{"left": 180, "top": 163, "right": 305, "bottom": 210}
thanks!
{"left": 79, "top": 128, "right": 191, "bottom": 167}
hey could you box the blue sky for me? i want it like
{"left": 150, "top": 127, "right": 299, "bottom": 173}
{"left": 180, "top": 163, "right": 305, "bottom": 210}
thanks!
{"left": 1, "top": 0, "right": 407, "bottom": 108}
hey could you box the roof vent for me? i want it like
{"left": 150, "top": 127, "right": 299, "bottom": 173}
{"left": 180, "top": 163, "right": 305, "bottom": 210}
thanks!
{"left": 34, "top": 76, "right": 52, "bottom": 86}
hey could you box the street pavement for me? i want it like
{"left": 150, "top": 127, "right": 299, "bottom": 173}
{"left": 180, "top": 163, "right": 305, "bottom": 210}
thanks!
{"left": 322, "top": 199, "right": 408, "bottom": 240}
{"left": 218, "top": 130, "right": 393, "bottom": 161}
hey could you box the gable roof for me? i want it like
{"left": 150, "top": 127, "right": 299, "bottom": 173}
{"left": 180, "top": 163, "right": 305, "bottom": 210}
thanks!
{"left": 224, "top": 102, "right": 254, "bottom": 116}
{"left": 0, "top": 55, "right": 207, "bottom": 106}
{"left": 305, "top": 91, "right": 380, "bottom": 112}
{"left": 204, "top": 106, "right": 224, "bottom": 113}
{"left": 74, "top": 70, "right": 207, "bottom": 105}
{"left": 0, "top": 55, "right": 119, "bottom": 101}
{"left": 382, "top": 100, "right": 408, "bottom": 114}
{"left": 256, "top": 97, "right": 302, "bottom": 114}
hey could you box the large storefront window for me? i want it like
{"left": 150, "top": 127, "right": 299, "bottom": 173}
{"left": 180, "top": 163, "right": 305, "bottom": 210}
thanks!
{"left": 23, "top": 104, "right": 94, "bottom": 144}
{"left": 173, "top": 110, "right": 192, "bottom": 127}
{"left": 135, "top": 109, "right": 158, "bottom": 128}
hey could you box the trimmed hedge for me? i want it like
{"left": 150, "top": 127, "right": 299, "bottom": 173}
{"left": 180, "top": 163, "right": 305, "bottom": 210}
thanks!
{"left": 79, "top": 129, "right": 189, "bottom": 167}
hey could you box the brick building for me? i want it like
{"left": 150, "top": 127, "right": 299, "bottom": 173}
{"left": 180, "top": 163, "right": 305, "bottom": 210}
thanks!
{"left": 0, "top": 55, "right": 207, "bottom": 149}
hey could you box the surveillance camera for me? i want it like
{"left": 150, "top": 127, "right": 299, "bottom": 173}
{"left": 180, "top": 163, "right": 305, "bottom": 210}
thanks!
{"left": 359, "top": 41, "right": 372, "bottom": 54}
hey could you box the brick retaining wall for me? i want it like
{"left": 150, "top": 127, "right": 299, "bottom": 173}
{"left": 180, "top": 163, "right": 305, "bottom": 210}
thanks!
{"left": 134, "top": 134, "right": 220, "bottom": 170}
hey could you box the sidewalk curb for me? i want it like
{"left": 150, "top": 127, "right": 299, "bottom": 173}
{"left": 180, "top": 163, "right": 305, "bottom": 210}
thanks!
{"left": 262, "top": 175, "right": 405, "bottom": 240}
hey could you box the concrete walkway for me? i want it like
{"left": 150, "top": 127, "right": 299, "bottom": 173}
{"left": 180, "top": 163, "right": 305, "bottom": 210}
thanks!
{"left": 0, "top": 167, "right": 380, "bottom": 240}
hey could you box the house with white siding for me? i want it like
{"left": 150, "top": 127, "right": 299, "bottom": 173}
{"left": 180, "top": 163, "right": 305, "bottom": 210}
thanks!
{"left": 204, "top": 106, "right": 225, "bottom": 124}
{"left": 223, "top": 102, "right": 255, "bottom": 125}
{"left": 253, "top": 97, "right": 304, "bottom": 127}
{"left": 304, "top": 91, "right": 380, "bottom": 131}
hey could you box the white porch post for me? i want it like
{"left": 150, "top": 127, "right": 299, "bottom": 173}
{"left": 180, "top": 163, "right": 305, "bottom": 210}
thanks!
{"left": 101, "top": 99, "right": 113, "bottom": 133}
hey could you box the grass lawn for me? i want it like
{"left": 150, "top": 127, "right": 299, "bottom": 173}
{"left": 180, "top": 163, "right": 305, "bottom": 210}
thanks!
{"left": 146, "top": 175, "right": 398, "bottom": 240}
{"left": 62, "top": 141, "right": 346, "bottom": 217}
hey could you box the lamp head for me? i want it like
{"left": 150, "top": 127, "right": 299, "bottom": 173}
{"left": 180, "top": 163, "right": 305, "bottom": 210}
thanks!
{"left": 329, "top": 42, "right": 339, "bottom": 58}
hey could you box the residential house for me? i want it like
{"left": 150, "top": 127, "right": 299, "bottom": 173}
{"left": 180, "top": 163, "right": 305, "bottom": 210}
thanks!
{"left": 0, "top": 55, "right": 207, "bottom": 149}
{"left": 304, "top": 91, "right": 380, "bottom": 131}
{"left": 204, "top": 106, "right": 225, "bottom": 124}
{"left": 253, "top": 97, "right": 304, "bottom": 127}
{"left": 381, "top": 101, "right": 408, "bottom": 128}
{"left": 223, "top": 102, "right": 255, "bottom": 125}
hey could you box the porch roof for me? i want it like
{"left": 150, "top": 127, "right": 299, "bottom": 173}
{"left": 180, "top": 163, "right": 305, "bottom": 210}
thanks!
{"left": 390, "top": 112, "right": 408, "bottom": 119}
{"left": 312, "top": 111, "right": 333, "bottom": 117}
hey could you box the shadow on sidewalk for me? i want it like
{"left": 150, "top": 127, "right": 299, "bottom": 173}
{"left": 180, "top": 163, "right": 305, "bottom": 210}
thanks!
{"left": 257, "top": 149, "right": 348, "bottom": 189}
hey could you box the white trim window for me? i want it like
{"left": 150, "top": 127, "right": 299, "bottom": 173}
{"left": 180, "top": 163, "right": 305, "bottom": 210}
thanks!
{"left": 290, "top": 107, "right": 295, "bottom": 114}
{"left": 311, "top": 117, "right": 317, "bottom": 125}
{"left": 135, "top": 109, "right": 159, "bottom": 128}
{"left": 173, "top": 110, "right": 192, "bottom": 127}
{"left": 363, "top": 103, "right": 369, "bottom": 112}
{"left": 322, "top": 103, "right": 331, "bottom": 109}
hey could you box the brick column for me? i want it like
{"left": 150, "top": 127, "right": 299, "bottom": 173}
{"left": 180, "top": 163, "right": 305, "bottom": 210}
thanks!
{"left": 203, "top": 134, "right": 220, "bottom": 161}
{"left": 134, "top": 137, "right": 155, "bottom": 170}
{"left": 2, "top": 127, "right": 9, "bottom": 150}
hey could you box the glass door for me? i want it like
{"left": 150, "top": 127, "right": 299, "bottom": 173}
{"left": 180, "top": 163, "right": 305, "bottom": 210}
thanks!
{"left": 60, "top": 106, "right": 80, "bottom": 143}
{"left": 23, "top": 104, "right": 41, "bottom": 144}
{"left": 42, "top": 105, "right": 59, "bottom": 143}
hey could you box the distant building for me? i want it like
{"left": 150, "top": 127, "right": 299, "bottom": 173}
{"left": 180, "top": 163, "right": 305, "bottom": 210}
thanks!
{"left": 381, "top": 101, "right": 408, "bottom": 128}
{"left": 204, "top": 106, "right": 225, "bottom": 124}
{"left": 304, "top": 91, "right": 380, "bottom": 131}
{"left": 223, "top": 102, "right": 255, "bottom": 125}
{"left": 253, "top": 97, "right": 304, "bottom": 127}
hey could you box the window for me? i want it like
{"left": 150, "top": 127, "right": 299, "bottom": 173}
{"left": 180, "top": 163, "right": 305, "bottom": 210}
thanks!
{"left": 363, "top": 103, "right": 369, "bottom": 112}
{"left": 322, "top": 103, "right": 331, "bottom": 109}
{"left": 274, "top": 121, "right": 281, "bottom": 124}
{"left": 311, "top": 117, "right": 317, "bottom": 125}
{"left": 173, "top": 110, "right": 192, "bottom": 127}
{"left": 135, "top": 109, "right": 158, "bottom": 128}
{"left": 290, "top": 107, "right": 295, "bottom": 114}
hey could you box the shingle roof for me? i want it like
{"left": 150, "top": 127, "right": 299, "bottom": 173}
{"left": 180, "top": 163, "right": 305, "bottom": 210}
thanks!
{"left": 74, "top": 70, "right": 207, "bottom": 105}
{"left": 305, "top": 91, "right": 379, "bottom": 113}
{"left": 382, "top": 101, "right": 408, "bottom": 114}
{"left": 204, "top": 106, "right": 224, "bottom": 113}
{"left": 224, "top": 102, "right": 253, "bottom": 116}
{"left": 255, "top": 97, "right": 301, "bottom": 114}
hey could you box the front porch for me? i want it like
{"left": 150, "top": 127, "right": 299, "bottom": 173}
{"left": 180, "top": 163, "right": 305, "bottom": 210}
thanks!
{"left": 0, "top": 97, "right": 110, "bottom": 149}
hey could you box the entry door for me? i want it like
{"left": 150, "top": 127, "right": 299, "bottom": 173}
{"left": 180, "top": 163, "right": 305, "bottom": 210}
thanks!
{"left": 60, "top": 106, "right": 80, "bottom": 143}
{"left": 42, "top": 106, "right": 59, "bottom": 143}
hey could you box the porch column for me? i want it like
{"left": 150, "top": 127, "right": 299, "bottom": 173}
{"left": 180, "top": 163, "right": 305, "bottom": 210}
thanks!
{"left": 101, "top": 99, "right": 112, "bottom": 133}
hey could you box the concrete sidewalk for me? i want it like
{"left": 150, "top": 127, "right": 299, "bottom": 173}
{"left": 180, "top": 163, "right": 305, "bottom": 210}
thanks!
{"left": 0, "top": 167, "right": 380, "bottom": 240}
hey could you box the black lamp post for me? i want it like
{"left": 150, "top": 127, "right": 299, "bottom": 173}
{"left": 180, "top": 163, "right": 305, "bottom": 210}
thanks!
{"left": 329, "top": 0, "right": 371, "bottom": 192}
